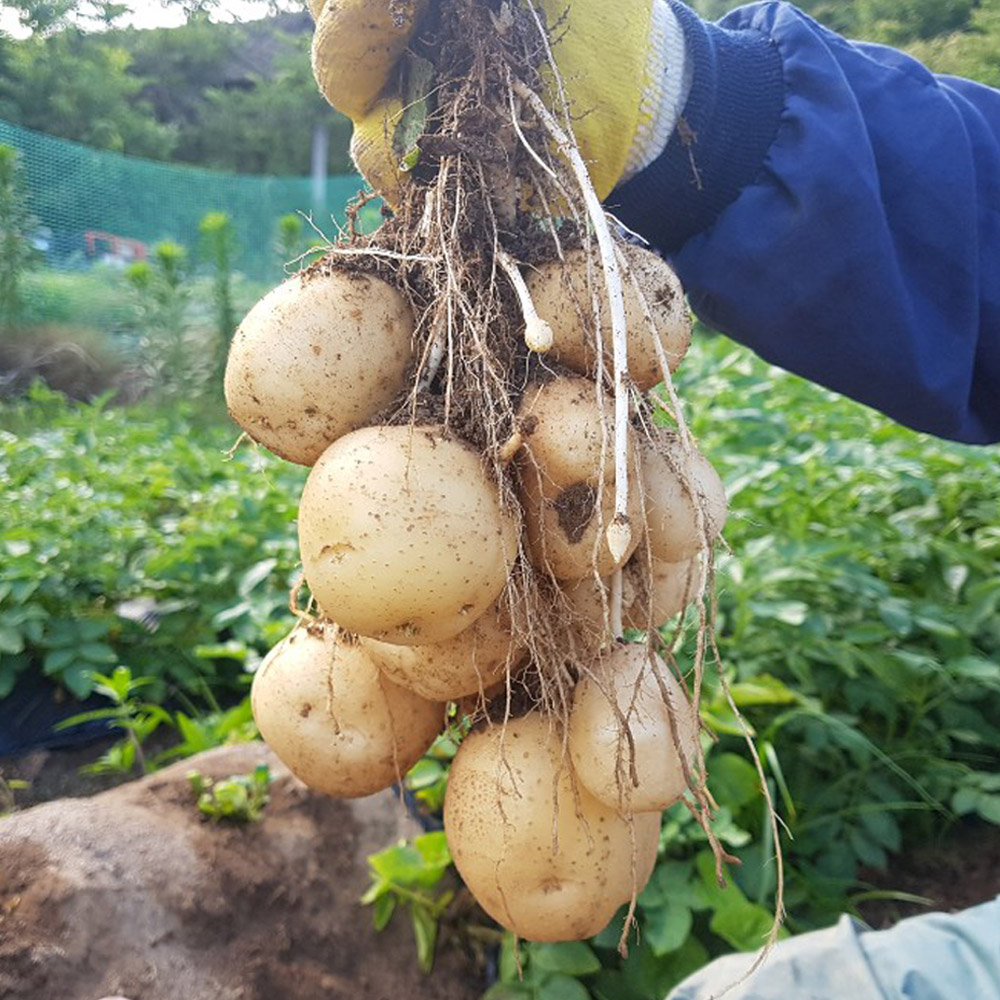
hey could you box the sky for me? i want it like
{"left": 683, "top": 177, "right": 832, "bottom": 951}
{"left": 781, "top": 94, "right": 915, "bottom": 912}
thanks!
{"left": 0, "top": 2, "right": 294, "bottom": 38}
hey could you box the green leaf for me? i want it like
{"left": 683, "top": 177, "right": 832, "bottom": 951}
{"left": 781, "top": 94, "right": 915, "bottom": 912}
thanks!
{"left": 977, "top": 795, "right": 1000, "bottom": 825}
{"left": 913, "top": 615, "right": 961, "bottom": 639}
{"left": 879, "top": 599, "right": 913, "bottom": 636}
{"left": 707, "top": 753, "right": 760, "bottom": 810}
{"left": 0, "top": 626, "right": 24, "bottom": 655}
{"left": 709, "top": 895, "right": 779, "bottom": 952}
{"left": 413, "top": 830, "right": 452, "bottom": 870}
{"left": 193, "top": 641, "right": 248, "bottom": 662}
{"left": 406, "top": 758, "right": 446, "bottom": 791}
{"left": 531, "top": 942, "right": 601, "bottom": 977}
{"left": 43, "top": 646, "right": 77, "bottom": 675}
{"left": 589, "top": 969, "right": 645, "bottom": 1000}
{"left": 372, "top": 892, "right": 397, "bottom": 931}
{"left": 728, "top": 675, "right": 799, "bottom": 707}
{"left": 410, "top": 905, "right": 438, "bottom": 973}
{"left": 212, "top": 601, "right": 252, "bottom": 628}
{"left": 238, "top": 558, "right": 277, "bottom": 598}
{"left": 482, "top": 986, "right": 533, "bottom": 1000}
{"left": 499, "top": 932, "right": 521, "bottom": 983}
{"left": 78, "top": 641, "right": 117, "bottom": 664}
{"left": 848, "top": 826, "right": 888, "bottom": 870}
{"left": 858, "top": 809, "right": 901, "bottom": 853}
{"left": 62, "top": 664, "right": 97, "bottom": 699}
{"left": 394, "top": 52, "right": 435, "bottom": 169}
{"left": 748, "top": 601, "right": 809, "bottom": 626}
{"left": 537, "top": 973, "right": 592, "bottom": 1000}
{"left": 643, "top": 898, "right": 693, "bottom": 956}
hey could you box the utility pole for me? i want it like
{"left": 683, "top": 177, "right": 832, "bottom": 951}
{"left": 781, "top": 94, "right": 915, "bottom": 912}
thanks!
{"left": 311, "top": 124, "right": 329, "bottom": 219}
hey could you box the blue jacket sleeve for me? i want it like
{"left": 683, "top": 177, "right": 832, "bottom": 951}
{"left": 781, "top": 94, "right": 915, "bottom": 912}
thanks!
{"left": 611, "top": 2, "right": 1000, "bottom": 445}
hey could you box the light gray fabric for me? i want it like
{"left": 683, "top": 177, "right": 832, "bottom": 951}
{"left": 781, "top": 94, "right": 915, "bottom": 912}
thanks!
{"left": 668, "top": 896, "right": 1000, "bottom": 1000}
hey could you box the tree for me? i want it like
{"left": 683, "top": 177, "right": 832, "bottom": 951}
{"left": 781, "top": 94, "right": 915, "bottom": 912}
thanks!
{"left": 4, "top": 0, "right": 128, "bottom": 35}
{"left": 0, "top": 29, "right": 176, "bottom": 157}
{"left": 187, "top": 35, "right": 353, "bottom": 175}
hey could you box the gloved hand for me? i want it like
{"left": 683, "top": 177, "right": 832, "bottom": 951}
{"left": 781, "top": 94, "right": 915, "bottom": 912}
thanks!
{"left": 309, "top": 0, "right": 690, "bottom": 202}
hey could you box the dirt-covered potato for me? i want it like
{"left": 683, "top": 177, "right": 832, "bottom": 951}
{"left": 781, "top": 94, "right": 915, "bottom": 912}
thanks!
{"left": 360, "top": 599, "right": 526, "bottom": 702}
{"left": 224, "top": 268, "right": 414, "bottom": 465}
{"left": 250, "top": 624, "right": 442, "bottom": 798}
{"left": 298, "top": 425, "right": 520, "bottom": 644}
{"left": 641, "top": 439, "right": 727, "bottom": 563}
{"left": 444, "top": 712, "right": 660, "bottom": 942}
{"left": 526, "top": 244, "right": 691, "bottom": 391}
{"left": 569, "top": 645, "right": 700, "bottom": 813}
{"left": 518, "top": 376, "right": 641, "bottom": 580}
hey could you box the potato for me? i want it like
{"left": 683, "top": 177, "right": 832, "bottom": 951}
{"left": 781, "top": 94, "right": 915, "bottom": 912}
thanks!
{"left": 444, "top": 713, "right": 660, "bottom": 942}
{"left": 298, "top": 425, "right": 520, "bottom": 644}
{"left": 224, "top": 268, "right": 414, "bottom": 465}
{"left": 569, "top": 645, "right": 700, "bottom": 813}
{"left": 361, "top": 599, "right": 526, "bottom": 701}
{"left": 250, "top": 624, "right": 442, "bottom": 798}
{"left": 623, "top": 557, "right": 703, "bottom": 631}
{"left": 527, "top": 244, "right": 691, "bottom": 391}
{"left": 521, "top": 472, "right": 642, "bottom": 581}
{"left": 561, "top": 556, "right": 700, "bottom": 643}
{"left": 518, "top": 376, "right": 610, "bottom": 495}
{"left": 561, "top": 569, "right": 637, "bottom": 647}
{"left": 641, "top": 439, "right": 727, "bottom": 563}
{"left": 518, "top": 377, "right": 641, "bottom": 580}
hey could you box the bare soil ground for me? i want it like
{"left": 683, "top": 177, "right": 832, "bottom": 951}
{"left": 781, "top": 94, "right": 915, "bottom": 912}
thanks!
{"left": 857, "top": 818, "right": 1000, "bottom": 929}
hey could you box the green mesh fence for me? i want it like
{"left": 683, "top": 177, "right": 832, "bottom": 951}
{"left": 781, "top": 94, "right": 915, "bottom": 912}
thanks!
{"left": 0, "top": 119, "right": 365, "bottom": 283}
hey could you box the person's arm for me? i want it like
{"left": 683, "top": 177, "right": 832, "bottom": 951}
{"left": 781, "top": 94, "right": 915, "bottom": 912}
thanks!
{"left": 612, "top": 2, "right": 1000, "bottom": 445}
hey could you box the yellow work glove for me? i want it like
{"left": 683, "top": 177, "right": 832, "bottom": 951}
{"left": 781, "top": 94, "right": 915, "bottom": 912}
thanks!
{"left": 310, "top": 0, "right": 689, "bottom": 203}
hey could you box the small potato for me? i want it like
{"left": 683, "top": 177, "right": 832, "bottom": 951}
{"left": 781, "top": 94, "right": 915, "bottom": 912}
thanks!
{"left": 251, "top": 625, "right": 442, "bottom": 798}
{"left": 445, "top": 713, "right": 660, "bottom": 942}
{"left": 361, "top": 599, "right": 526, "bottom": 702}
{"left": 561, "top": 570, "right": 639, "bottom": 650}
{"left": 518, "top": 377, "right": 610, "bottom": 496}
{"left": 224, "top": 268, "right": 414, "bottom": 465}
{"left": 526, "top": 244, "right": 691, "bottom": 391}
{"left": 560, "top": 556, "right": 699, "bottom": 643}
{"left": 623, "top": 556, "right": 703, "bottom": 631}
{"left": 299, "top": 426, "right": 520, "bottom": 644}
{"left": 641, "top": 439, "right": 727, "bottom": 563}
{"left": 521, "top": 469, "right": 641, "bottom": 581}
{"left": 569, "top": 645, "right": 700, "bottom": 813}
{"left": 518, "top": 377, "right": 640, "bottom": 580}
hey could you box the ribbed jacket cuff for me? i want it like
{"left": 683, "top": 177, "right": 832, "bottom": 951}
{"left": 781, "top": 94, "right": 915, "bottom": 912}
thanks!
{"left": 610, "top": 1, "right": 785, "bottom": 254}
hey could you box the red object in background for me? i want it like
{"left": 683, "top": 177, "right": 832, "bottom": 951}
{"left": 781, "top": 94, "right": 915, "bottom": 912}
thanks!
{"left": 84, "top": 230, "right": 148, "bottom": 264}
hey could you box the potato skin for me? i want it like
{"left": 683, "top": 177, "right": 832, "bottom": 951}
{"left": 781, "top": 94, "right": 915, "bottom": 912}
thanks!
{"left": 517, "top": 377, "right": 641, "bottom": 581}
{"left": 561, "top": 555, "right": 699, "bottom": 645}
{"left": 444, "top": 713, "right": 660, "bottom": 942}
{"left": 361, "top": 600, "right": 525, "bottom": 702}
{"left": 250, "top": 625, "right": 442, "bottom": 798}
{"left": 623, "top": 557, "right": 703, "bottom": 632}
{"left": 224, "top": 269, "right": 414, "bottom": 466}
{"left": 569, "top": 645, "right": 700, "bottom": 813}
{"left": 527, "top": 244, "right": 691, "bottom": 391}
{"left": 641, "top": 440, "right": 727, "bottom": 563}
{"left": 298, "top": 426, "right": 520, "bottom": 644}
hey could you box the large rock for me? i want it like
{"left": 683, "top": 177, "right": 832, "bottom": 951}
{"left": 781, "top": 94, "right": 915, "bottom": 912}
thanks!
{"left": 0, "top": 743, "right": 483, "bottom": 1000}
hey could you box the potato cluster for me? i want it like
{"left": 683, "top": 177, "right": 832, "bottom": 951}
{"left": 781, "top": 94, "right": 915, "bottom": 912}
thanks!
{"left": 228, "top": 247, "right": 727, "bottom": 943}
